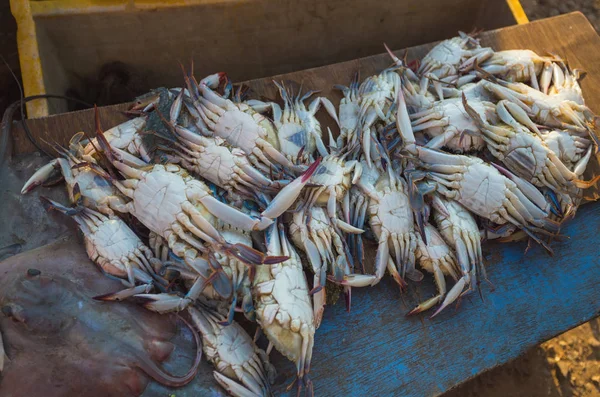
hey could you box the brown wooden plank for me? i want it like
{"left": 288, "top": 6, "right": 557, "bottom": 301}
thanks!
{"left": 11, "top": 102, "right": 130, "bottom": 155}
{"left": 26, "top": 0, "right": 514, "bottom": 117}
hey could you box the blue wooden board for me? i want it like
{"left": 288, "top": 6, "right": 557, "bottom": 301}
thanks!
{"left": 5, "top": 11, "right": 600, "bottom": 397}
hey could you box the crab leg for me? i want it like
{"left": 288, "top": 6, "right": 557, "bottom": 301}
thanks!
{"left": 21, "top": 158, "right": 63, "bottom": 194}
{"left": 94, "top": 283, "right": 154, "bottom": 301}
{"left": 396, "top": 89, "right": 417, "bottom": 155}
{"left": 0, "top": 329, "right": 5, "bottom": 372}
{"left": 373, "top": 231, "right": 390, "bottom": 285}
{"left": 408, "top": 261, "right": 446, "bottom": 315}
{"left": 213, "top": 371, "right": 262, "bottom": 397}
{"left": 136, "top": 262, "right": 224, "bottom": 314}
{"left": 261, "top": 158, "right": 321, "bottom": 219}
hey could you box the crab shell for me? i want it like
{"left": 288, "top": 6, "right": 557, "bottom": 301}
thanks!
{"left": 540, "top": 129, "right": 591, "bottom": 168}
{"left": 253, "top": 224, "right": 315, "bottom": 384}
{"left": 419, "top": 33, "right": 492, "bottom": 80}
{"left": 368, "top": 172, "right": 420, "bottom": 282}
{"left": 411, "top": 97, "right": 496, "bottom": 152}
{"left": 415, "top": 223, "right": 459, "bottom": 278}
{"left": 307, "top": 155, "right": 358, "bottom": 205}
{"left": 189, "top": 306, "right": 275, "bottom": 397}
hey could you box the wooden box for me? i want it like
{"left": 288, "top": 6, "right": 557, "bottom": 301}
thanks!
{"left": 11, "top": 0, "right": 526, "bottom": 118}
{"left": 6, "top": 10, "right": 600, "bottom": 397}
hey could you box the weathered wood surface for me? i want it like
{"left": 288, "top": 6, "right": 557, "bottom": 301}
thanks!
{"left": 5, "top": 12, "right": 600, "bottom": 396}
{"left": 19, "top": 0, "right": 516, "bottom": 117}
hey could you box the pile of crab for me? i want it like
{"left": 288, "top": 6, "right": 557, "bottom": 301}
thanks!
{"left": 16, "top": 31, "right": 600, "bottom": 396}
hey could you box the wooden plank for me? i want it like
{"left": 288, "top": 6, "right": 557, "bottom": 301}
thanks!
{"left": 19, "top": 0, "right": 516, "bottom": 117}
{"left": 6, "top": 12, "right": 600, "bottom": 396}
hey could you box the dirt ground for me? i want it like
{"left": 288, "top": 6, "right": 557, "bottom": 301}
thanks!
{"left": 1, "top": 1, "right": 600, "bottom": 396}
{"left": 445, "top": 318, "right": 600, "bottom": 397}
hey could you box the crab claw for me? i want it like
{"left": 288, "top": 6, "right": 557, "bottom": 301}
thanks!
{"left": 335, "top": 219, "right": 364, "bottom": 234}
{"left": 135, "top": 293, "right": 192, "bottom": 314}
{"left": 261, "top": 158, "right": 321, "bottom": 220}
{"left": 338, "top": 274, "right": 377, "bottom": 288}
{"left": 199, "top": 72, "right": 228, "bottom": 89}
{"left": 21, "top": 158, "right": 61, "bottom": 194}
{"left": 430, "top": 276, "right": 468, "bottom": 318}
{"left": 39, "top": 196, "right": 82, "bottom": 216}
{"left": 226, "top": 243, "right": 288, "bottom": 266}
{"left": 384, "top": 43, "right": 403, "bottom": 67}
{"left": 407, "top": 295, "right": 443, "bottom": 316}
{"left": 213, "top": 371, "right": 266, "bottom": 397}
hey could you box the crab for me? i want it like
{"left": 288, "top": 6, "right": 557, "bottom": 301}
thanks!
{"left": 289, "top": 205, "right": 358, "bottom": 327}
{"left": 253, "top": 222, "right": 315, "bottom": 396}
{"left": 182, "top": 70, "right": 305, "bottom": 174}
{"left": 409, "top": 96, "right": 496, "bottom": 152}
{"left": 467, "top": 49, "right": 557, "bottom": 91}
{"left": 409, "top": 222, "right": 460, "bottom": 315}
{"left": 419, "top": 31, "right": 493, "bottom": 83}
{"left": 21, "top": 144, "right": 127, "bottom": 216}
{"left": 249, "top": 81, "right": 339, "bottom": 164}
{"left": 429, "top": 194, "right": 486, "bottom": 315}
{"left": 189, "top": 305, "right": 276, "bottom": 397}
{"left": 463, "top": 96, "right": 599, "bottom": 196}
{"left": 413, "top": 146, "right": 559, "bottom": 252}
{"left": 357, "top": 68, "right": 402, "bottom": 166}
{"left": 40, "top": 197, "right": 162, "bottom": 294}
{"left": 343, "top": 163, "right": 422, "bottom": 290}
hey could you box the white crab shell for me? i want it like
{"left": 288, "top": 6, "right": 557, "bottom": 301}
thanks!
{"left": 126, "top": 165, "right": 215, "bottom": 238}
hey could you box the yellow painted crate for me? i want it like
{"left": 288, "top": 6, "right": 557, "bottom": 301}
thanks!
{"left": 11, "top": 0, "right": 527, "bottom": 118}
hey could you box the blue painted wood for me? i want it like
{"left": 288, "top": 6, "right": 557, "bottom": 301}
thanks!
{"left": 146, "top": 202, "right": 600, "bottom": 397}
{"left": 6, "top": 11, "right": 600, "bottom": 397}
{"left": 284, "top": 201, "right": 600, "bottom": 396}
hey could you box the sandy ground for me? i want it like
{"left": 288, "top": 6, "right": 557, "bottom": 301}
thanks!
{"left": 1, "top": 0, "right": 599, "bottom": 396}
